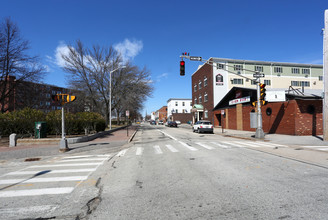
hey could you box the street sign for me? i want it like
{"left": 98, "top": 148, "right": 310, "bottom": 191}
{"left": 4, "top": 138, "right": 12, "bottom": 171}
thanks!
{"left": 190, "top": 56, "right": 202, "bottom": 61}
{"left": 253, "top": 73, "right": 265, "bottom": 78}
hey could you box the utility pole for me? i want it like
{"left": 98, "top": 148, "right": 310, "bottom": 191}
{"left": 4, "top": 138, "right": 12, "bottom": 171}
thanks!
{"left": 324, "top": 9, "right": 328, "bottom": 141}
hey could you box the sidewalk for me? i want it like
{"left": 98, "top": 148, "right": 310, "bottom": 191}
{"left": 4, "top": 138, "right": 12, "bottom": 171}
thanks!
{"left": 214, "top": 128, "right": 328, "bottom": 146}
{"left": 0, "top": 125, "right": 138, "bottom": 154}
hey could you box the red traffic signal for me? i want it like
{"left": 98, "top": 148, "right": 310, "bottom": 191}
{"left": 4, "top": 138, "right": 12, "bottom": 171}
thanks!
{"left": 180, "top": 60, "right": 185, "bottom": 76}
{"left": 260, "top": 83, "right": 266, "bottom": 101}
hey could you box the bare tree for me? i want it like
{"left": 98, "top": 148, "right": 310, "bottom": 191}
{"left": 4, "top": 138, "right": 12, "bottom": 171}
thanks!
{"left": 62, "top": 40, "right": 153, "bottom": 125}
{"left": 0, "top": 17, "right": 46, "bottom": 112}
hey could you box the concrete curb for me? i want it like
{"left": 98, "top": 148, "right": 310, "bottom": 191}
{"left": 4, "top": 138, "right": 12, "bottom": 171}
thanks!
{"left": 128, "top": 128, "right": 138, "bottom": 143}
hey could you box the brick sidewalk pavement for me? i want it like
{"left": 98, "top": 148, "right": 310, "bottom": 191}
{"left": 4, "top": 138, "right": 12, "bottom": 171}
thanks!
{"left": 0, "top": 125, "right": 138, "bottom": 153}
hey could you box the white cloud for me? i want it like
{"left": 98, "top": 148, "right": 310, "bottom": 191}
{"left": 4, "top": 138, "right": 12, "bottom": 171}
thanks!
{"left": 114, "top": 38, "right": 143, "bottom": 62}
{"left": 156, "top": 73, "right": 168, "bottom": 82}
{"left": 55, "top": 42, "right": 70, "bottom": 67}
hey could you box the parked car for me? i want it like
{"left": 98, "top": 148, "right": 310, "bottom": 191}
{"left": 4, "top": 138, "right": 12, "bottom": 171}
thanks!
{"left": 158, "top": 120, "right": 164, "bottom": 125}
{"left": 150, "top": 120, "right": 156, "bottom": 125}
{"left": 192, "top": 120, "right": 213, "bottom": 133}
{"left": 175, "top": 120, "right": 181, "bottom": 125}
{"left": 166, "top": 121, "right": 178, "bottom": 127}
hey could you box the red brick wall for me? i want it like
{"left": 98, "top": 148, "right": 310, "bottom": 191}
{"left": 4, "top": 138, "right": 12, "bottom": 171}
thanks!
{"left": 172, "top": 113, "right": 192, "bottom": 123}
{"left": 213, "top": 100, "right": 323, "bottom": 136}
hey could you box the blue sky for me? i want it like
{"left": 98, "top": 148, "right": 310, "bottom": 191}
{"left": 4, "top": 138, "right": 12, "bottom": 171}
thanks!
{"left": 1, "top": 0, "right": 327, "bottom": 115}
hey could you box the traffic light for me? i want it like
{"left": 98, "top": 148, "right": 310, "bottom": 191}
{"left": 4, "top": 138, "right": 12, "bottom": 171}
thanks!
{"left": 180, "top": 60, "right": 185, "bottom": 76}
{"left": 260, "top": 83, "right": 266, "bottom": 101}
{"left": 51, "top": 94, "right": 76, "bottom": 105}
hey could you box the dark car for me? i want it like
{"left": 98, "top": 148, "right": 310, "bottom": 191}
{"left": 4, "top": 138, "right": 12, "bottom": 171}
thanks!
{"left": 150, "top": 120, "right": 156, "bottom": 125}
{"left": 166, "top": 121, "right": 178, "bottom": 127}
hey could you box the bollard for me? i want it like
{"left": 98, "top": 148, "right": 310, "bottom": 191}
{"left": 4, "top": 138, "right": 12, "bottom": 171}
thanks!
{"left": 9, "top": 133, "right": 17, "bottom": 147}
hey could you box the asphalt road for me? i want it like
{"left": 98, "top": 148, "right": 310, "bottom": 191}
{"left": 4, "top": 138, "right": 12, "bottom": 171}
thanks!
{"left": 0, "top": 123, "right": 328, "bottom": 219}
{"left": 91, "top": 123, "right": 328, "bottom": 220}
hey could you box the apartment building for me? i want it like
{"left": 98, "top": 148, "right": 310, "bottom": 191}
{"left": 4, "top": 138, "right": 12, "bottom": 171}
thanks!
{"left": 167, "top": 98, "right": 192, "bottom": 120}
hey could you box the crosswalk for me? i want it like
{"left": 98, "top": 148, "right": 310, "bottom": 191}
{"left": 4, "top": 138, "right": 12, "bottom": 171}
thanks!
{"left": 0, "top": 154, "right": 109, "bottom": 199}
{"left": 116, "top": 140, "right": 287, "bottom": 157}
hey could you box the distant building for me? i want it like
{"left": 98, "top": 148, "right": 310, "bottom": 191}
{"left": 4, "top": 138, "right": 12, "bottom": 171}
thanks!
{"left": 167, "top": 98, "right": 192, "bottom": 120}
{"left": 192, "top": 57, "right": 323, "bottom": 124}
{"left": 0, "top": 76, "right": 80, "bottom": 113}
{"left": 155, "top": 106, "right": 167, "bottom": 122}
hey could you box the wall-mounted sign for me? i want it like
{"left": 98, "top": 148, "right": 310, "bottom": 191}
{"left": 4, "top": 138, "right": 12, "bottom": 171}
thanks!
{"left": 216, "top": 74, "right": 223, "bottom": 85}
{"left": 229, "top": 96, "right": 250, "bottom": 105}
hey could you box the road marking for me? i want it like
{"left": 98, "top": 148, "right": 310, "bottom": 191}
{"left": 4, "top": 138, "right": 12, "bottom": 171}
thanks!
{"left": 253, "top": 142, "right": 285, "bottom": 147}
{"left": 136, "top": 147, "right": 144, "bottom": 155}
{"left": 5, "top": 169, "right": 96, "bottom": 176}
{"left": 117, "top": 149, "right": 128, "bottom": 157}
{"left": 62, "top": 155, "right": 110, "bottom": 159}
{"left": 221, "top": 141, "right": 244, "bottom": 148}
{"left": 59, "top": 158, "right": 106, "bottom": 162}
{"left": 196, "top": 142, "right": 214, "bottom": 150}
{"left": 153, "top": 145, "right": 163, "bottom": 154}
{"left": 166, "top": 145, "right": 178, "bottom": 152}
{"left": 178, "top": 141, "right": 198, "bottom": 151}
{"left": 0, "top": 187, "right": 74, "bottom": 197}
{"left": 0, "top": 205, "right": 57, "bottom": 215}
{"left": 30, "top": 163, "right": 101, "bottom": 168}
{"left": 210, "top": 142, "right": 231, "bottom": 149}
{"left": 233, "top": 141, "right": 260, "bottom": 148}
{"left": 158, "top": 130, "right": 177, "bottom": 141}
{"left": 0, "top": 176, "right": 88, "bottom": 185}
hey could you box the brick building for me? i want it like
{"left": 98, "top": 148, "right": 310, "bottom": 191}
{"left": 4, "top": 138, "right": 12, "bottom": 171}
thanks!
{"left": 155, "top": 106, "right": 167, "bottom": 122}
{"left": 213, "top": 87, "right": 323, "bottom": 135}
{"left": 0, "top": 76, "right": 79, "bottom": 113}
{"left": 192, "top": 57, "right": 323, "bottom": 124}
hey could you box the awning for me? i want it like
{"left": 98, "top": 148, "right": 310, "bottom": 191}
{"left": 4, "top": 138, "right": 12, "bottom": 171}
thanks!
{"left": 192, "top": 104, "right": 204, "bottom": 112}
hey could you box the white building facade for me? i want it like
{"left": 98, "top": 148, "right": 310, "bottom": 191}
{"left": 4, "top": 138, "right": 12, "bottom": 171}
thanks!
{"left": 167, "top": 98, "right": 192, "bottom": 120}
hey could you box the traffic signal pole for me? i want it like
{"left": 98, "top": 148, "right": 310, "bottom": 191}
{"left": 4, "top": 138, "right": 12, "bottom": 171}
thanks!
{"left": 255, "top": 77, "right": 265, "bottom": 139}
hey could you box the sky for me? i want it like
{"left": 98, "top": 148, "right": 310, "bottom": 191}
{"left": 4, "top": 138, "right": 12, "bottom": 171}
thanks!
{"left": 0, "top": 0, "right": 327, "bottom": 116}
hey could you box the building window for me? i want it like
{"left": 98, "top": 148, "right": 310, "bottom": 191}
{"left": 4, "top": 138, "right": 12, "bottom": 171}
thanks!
{"left": 274, "top": 67, "right": 283, "bottom": 73}
{"left": 217, "top": 63, "right": 225, "bottom": 69}
{"left": 302, "top": 68, "right": 310, "bottom": 74}
{"left": 46, "top": 102, "right": 50, "bottom": 106}
{"left": 182, "top": 102, "right": 185, "bottom": 106}
{"left": 46, "top": 93, "right": 51, "bottom": 98}
{"left": 199, "top": 95, "right": 202, "bottom": 104}
{"left": 291, "top": 81, "right": 310, "bottom": 87}
{"left": 264, "top": 80, "right": 271, "bottom": 86}
{"left": 291, "top": 68, "right": 300, "bottom": 74}
{"left": 175, "top": 101, "right": 178, "bottom": 106}
{"left": 175, "top": 109, "right": 178, "bottom": 113}
{"left": 233, "top": 64, "right": 242, "bottom": 71}
{"left": 190, "top": 102, "right": 192, "bottom": 106}
{"left": 52, "top": 90, "right": 56, "bottom": 95}
{"left": 194, "top": 84, "right": 197, "bottom": 92}
{"left": 204, "top": 76, "right": 208, "bottom": 87}
{"left": 198, "top": 81, "right": 202, "bottom": 90}
{"left": 204, "top": 93, "right": 208, "bottom": 102}
{"left": 251, "top": 80, "right": 257, "bottom": 85}
{"left": 194, "top": 98, "right": 197, "bottom": 104}
{"left": 204, "top": 110, "right": 208, "bottom": 119}
{"left": 254, "top": 66, "right": 263, "bottom": 72}
{"left": 319, "top": 76, "right": 323, "bottom": 81}
{"left": 231, "top": 78, "right": 243, "bottom": 85}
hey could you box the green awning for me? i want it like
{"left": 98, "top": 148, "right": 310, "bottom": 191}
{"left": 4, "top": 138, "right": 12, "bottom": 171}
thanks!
{"left": 192, "top": 104, "right": 204, "bottom": 112}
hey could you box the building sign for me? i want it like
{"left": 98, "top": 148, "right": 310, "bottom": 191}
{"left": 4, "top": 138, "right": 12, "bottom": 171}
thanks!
{"left": 216, "top": 74, "right": 223, "bottom": 85}
{"left": 229, "top": 96, "right": 250, "bottom": 105}
{"left": 266, "top": 91, "right": 286, "bottom": 102}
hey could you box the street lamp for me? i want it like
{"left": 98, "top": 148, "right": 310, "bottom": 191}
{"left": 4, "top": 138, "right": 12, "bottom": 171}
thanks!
{"left": 109, "top": 66, "right": 126, "bottom": 130}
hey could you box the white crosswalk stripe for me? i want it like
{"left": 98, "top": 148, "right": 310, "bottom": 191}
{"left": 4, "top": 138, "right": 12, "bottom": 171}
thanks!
{"left": 0, "top": 154, "right": 109, "bottom": 199}
{"left": 166, "top": 144, "right": 179, "bottom": 152}
{"left": 210, "top": 142, "right": 231, "bottom": 148}
{"left": 179, "top": 141, "right": 198, "bottom": 151}
{"left": 153, "top": 145, "right": 163, "bottom": 154}
{"left": 302, "top": 146, "right": 328, "bottom": 151}
{"left": 136, "top": 147, "right": 144, "bottom": 155}
{"left": 196, "top": 142, "right": 214, "bottom": 150}
{"left": 117, "top": 149, "right": 128, "bottom": 157}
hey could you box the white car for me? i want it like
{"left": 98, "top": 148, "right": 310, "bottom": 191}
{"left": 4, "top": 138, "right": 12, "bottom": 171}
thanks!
{"left": 175, "top": 120, "right": 181, "bottom": 125}
{"left": 192, "top": 120, "right": 214, "bottom": 133}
